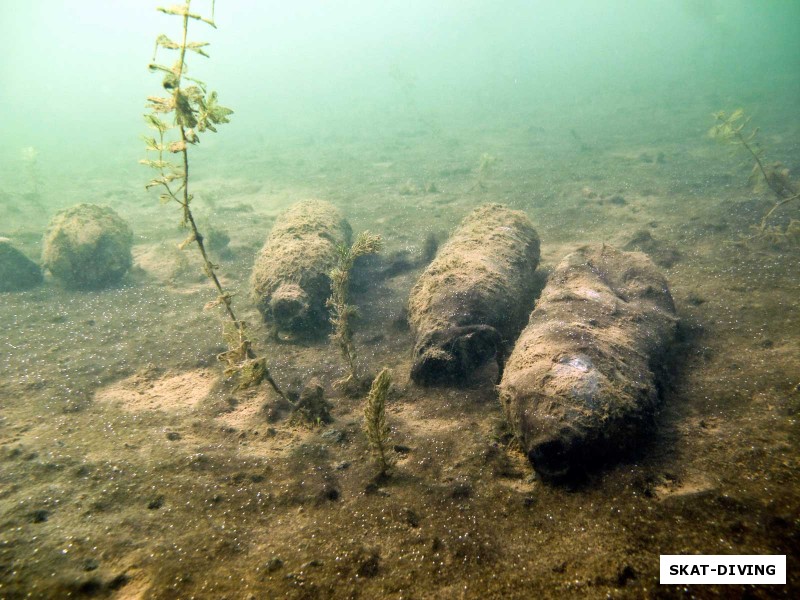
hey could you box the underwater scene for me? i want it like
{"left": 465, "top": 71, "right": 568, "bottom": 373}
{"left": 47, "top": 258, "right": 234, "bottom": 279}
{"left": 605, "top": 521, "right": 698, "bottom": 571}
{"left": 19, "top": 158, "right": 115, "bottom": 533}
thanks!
{"left": 0, "top": 0, "right": 798, "bottom": 597}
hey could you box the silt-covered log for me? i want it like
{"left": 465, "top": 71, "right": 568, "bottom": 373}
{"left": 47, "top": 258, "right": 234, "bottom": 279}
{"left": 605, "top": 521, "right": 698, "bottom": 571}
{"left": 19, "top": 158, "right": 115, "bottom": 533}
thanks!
{"left": 408, "top": 203, "right": 540, "bottom": 385}
{"left": 499, "top": 244, "right": 677, "bottom": 481}
{"left": 250, "top": 200, "right": 351, "bottom": 337}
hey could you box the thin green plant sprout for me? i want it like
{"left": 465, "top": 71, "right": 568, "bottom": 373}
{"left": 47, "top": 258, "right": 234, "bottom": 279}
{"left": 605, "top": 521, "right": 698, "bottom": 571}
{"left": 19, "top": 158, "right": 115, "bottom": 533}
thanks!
{"left": 710, "top": 109, "right": 799, "bottom": 242}
{"left": 141, "top": 0, "right": 286, "bottom": 399}
{"left": 363, "top": 368, "right": 393, "bottom": 477}
{"left": 327, "top": 231, "right": 382, "bottom": 389}
{"left": 470, "top": 153, "right": 497, "bottom": 192}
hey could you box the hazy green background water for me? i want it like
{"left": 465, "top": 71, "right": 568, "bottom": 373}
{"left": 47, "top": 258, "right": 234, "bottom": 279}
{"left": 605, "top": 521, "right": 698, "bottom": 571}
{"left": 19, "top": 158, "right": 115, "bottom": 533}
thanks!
{"left": 1, "top": 0, "right": 798, "bottom": 190}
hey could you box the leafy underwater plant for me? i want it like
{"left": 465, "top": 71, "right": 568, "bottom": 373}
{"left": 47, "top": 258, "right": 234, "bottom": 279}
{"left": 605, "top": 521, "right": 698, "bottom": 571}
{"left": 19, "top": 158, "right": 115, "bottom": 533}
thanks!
{"left": 470, "top": 153, "right": 498, "bottom": 192}
{"left": 141, "top": 0, "right": 286, "bottom": 399}
{"left": 363, "top": 368, "right": 393, "bottom": 477}
{"left": 710, "top": 109, "right": 799, "bottom": 244}
{"left": 327, "top": 231, "right": 382, "bottom": 389}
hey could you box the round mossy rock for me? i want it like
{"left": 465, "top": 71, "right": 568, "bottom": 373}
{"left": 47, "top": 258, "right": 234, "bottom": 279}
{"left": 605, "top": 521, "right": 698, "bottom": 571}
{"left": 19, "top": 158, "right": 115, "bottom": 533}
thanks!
{"left": 42, "top": 204, "right": 133, "bottom": 290}
{"left": 0, "top": 238, "right": 43, "bottom": 292}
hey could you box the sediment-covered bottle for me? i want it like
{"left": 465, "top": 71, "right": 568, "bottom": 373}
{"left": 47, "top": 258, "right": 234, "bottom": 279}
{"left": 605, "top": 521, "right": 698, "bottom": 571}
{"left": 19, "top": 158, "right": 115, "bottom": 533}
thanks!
{"left": 500, "top": 244, "right": 677, "bottom": 480}
{"left": 250, "top": 199, "right": 351, "bottom": 337}
{"left": 408, "top": 203, "right": 540, "bottom": 385}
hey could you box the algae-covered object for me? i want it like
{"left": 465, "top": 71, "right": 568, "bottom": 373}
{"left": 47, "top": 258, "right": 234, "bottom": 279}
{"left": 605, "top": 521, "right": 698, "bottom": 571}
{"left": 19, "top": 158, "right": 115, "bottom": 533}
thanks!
{"left": 499, "top": 244, "right": 677, "bottom": 481}
{"left": 42, "top": 204, "right": 133, "bottom": 290}
{"left": 250, "top": 200, "right": 352, "bottom": 336}
{"left": 408, "top": 203, "right": 541, "bottom": 385}
{"left": 0, "top": 238, "right": 43, "bottom": 292}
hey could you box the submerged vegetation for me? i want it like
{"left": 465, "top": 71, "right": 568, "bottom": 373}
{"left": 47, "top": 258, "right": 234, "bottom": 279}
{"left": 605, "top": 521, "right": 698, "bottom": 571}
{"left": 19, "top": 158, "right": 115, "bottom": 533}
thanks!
{"left": 363, "top": 368, "right": 394, "bottom": 477}
{"left": 470, "top": 152, "right": 498, "bottom": 191}
{"left": 327, "top": 231, "right": 383, "bottom": 389}
{"left": 141, "top": 0, "right": 285, "bottom": 398}
{"left": 710, "top": 109, "right": 799, "bottom": 244}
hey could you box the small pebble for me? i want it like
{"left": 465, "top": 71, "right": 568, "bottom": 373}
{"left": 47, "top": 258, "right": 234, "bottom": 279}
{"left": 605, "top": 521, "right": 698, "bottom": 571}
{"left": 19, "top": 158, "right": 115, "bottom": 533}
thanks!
{"left": 320, "top": 485, "right": 340, "bottom": 502}
{"left": 29, "top": 509, "right": 49, "bottom": 523}
{"left": 82, "top": 558, "right": 99, "bottom": 572}
{"left": 608, "top": 194, "right": 626, "bottom": 205}
{"left": 321, "top": 429, "right": 345, "bottom": 443}
{"left": 266, "top": 557, "right": 283, "bottom": 572}
{"left": 403, "top": 508, "right": 420, "bottom": 527}
{"left": 450, "top": 482, "right": 472, "bottom": 499}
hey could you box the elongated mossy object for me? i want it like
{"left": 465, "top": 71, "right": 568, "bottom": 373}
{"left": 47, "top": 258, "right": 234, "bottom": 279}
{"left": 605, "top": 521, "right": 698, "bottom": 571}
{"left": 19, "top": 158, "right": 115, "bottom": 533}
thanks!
{"left": 500, "top": 244, "right": 677, "bottom": 481}
{"left": 250, "top": 200, "right": 352, "bottom": 338}
{"left": 407, "top": 203, "right": 540, "bottom": 385}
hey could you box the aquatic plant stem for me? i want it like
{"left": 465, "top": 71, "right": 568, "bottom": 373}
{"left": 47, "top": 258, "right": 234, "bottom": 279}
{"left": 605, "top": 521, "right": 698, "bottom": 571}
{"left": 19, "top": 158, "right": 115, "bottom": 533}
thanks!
{"left": 180, "top": 22, "right": 285, "bottom": 400}
{"left": 731, "top": 129, "right": 787, "bottom": 236}
{"left": 735, "top": 132, "right": 799, "bottom": 234}
{"left": 733, "top": 129, "right": 784, "bottom": 200}
{"left": 759, "top": 192, "right": 800, "bottom": 224}
{"left": 364, "top": 368, "right": 393, "bottom": 476}
{"left": 328, "top": 232, "right": 382, "bottom": 387}
{"left": 712, "top": 111, "right": 798, "bottom": 236}
{"left": 145, "top": 0, "right": 286, "bottom": 401}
